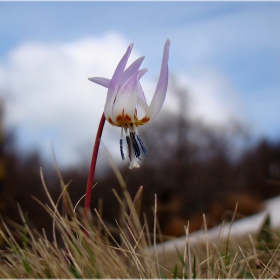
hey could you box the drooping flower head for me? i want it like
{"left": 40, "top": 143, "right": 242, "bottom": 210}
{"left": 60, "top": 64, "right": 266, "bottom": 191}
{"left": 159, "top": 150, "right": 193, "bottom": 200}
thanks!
{"left": 89, "top": 39, "right": 170, "bottom": 169}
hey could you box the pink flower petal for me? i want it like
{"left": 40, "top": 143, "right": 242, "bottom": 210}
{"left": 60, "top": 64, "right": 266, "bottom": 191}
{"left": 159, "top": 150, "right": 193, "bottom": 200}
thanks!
{"left": 108, "top": 43, "right": 133, "bottom": 98}
{"left": 88, "top": 77, "right": 110, "bottom": 88}
{"left": 147, "top": 39, "right": 170, "bottom": 119}
{"left": 120, "top": 56, "right": 145, "bottom": 85}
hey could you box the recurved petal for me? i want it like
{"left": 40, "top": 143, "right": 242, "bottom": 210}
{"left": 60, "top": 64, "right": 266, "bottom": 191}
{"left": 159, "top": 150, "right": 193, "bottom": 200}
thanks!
{"left": 120, "top": 56, "right": 145, "bottom": 85}
{"left": 147, "top": 39, "right": 170, "bottom": 120}
{"left": 136, "top": 95, "right": 149, "bottom": 121}
{"left": 88, "top": 56, "right": 145, "bottom": 89}
{"left": 88, "top": 56, "right": 145, "bottom": 88}
{"left": 107, "top": 44, "right": 133, "bottom": 98}
{"left": 136, "top": 68, "right": 148, "bottom": 103}
{"left": 88, "top": 77, "right": 110, "bottom": 88}
{"left": 134, "top": 70, "right": 149, "bottom": 120}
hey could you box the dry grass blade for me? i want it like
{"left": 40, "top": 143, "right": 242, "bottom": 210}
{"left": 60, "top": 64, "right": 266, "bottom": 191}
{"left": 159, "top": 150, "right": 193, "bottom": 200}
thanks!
{"left": 248, "top": 233, "right": 261, "bottom": 278}
{"left": 225, "top": 201, "right": 238, "bottom": 257}
{"left": 203, "top": 213, "right": 211, "bottom": 278}
{"left": 238, "top": 245, "right": 256, "bottom": 278}
{"left": 153, "top": 194, "right": 160, "bottom": 278}
{"left": 183, "top": 222, "right": 192, "bottom": 279}
{"left": 132, "top": 185, "right": 143, "bottom": 219}
{"left": 52, "top": 144, "right": 74, "bottom": 219}
{"left": 227, "top": 251, "right": 239, "bottom": 277}
{"left": 122, "top": 185, "right": 143, "bottom": 249}
{"left": 261, "top": 241, "right": 280, "bottom": 274}
{"left": 259, "top": 259, "right": 280, "bottom": 279}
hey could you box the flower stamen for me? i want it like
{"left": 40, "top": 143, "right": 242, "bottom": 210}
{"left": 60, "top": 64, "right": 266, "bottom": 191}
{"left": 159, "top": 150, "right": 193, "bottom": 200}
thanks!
{"left": 120, "top": 138, "right": 125, "bottom": 160}
{"left": 130, "top": 132, "right": 141, "bottom": 160}
{"left": 136, "top": 135, "right": 148, "bottom": 155}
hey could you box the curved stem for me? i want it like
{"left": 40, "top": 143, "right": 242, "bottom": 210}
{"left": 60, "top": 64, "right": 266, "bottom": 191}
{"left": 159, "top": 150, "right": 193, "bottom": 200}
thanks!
{"left": 84, "top": 113, "right": 106, "bottom": 218}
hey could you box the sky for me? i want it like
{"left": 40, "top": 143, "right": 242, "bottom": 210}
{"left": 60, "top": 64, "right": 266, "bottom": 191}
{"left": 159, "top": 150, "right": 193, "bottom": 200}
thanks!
{"left": 0, "top": 1, "right": 279, "bottom": 169}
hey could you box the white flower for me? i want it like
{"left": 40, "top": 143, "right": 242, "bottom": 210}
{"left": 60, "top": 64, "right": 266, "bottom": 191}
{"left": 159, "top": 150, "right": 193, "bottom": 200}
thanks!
{"left": 89, "top": 40, "right": 170, "bottom": 169}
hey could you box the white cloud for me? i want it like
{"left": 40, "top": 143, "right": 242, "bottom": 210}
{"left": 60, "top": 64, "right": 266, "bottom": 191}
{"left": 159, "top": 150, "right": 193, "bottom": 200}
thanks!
{"left": 189, "top": 68, "right": 247, "bottom": 125}
{"left": 167, "top": 67, "right": 249, "bottom": 129}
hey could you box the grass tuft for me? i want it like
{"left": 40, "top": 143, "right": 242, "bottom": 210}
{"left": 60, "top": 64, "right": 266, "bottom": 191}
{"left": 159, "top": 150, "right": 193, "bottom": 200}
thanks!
{"left": 1, "top": 166, "right": 280, "bottom": 278}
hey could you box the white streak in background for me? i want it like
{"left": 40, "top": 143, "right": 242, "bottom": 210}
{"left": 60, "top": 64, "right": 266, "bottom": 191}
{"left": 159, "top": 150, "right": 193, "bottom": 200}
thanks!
{"left": 154, "top": 195, "right": 280, "bottom": 255}
{"left": 0, "top": 33, "right": 249, "bottom": 168}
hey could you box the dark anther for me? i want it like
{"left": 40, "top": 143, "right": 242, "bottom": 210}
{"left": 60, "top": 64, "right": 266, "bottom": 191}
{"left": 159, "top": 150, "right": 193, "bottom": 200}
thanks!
{"left": 130, "top": 132, "right": 141, "bottom": 159}
{"left": 136, "top": 135, "right": 147, "bottom": 155}
{"left": 120, "top": 139, "right": 125, "bottom": 160}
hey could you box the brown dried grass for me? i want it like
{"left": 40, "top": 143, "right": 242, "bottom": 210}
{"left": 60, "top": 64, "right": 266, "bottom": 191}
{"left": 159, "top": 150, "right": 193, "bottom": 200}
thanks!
{"left": 0, "top": 160, "right": 280, "bottom": 278}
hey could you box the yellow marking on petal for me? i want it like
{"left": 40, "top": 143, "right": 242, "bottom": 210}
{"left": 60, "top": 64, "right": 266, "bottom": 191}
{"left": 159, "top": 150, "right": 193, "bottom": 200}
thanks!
{"left": 137, "top": 117, "right": 150, "bottom": 125}
{"left": 116, "top": 115, "right": 123, "bottom": 122}
{"left": 106, "top": 112, "right": 150, "bottom": 127}
{"left": 107, "top": 117, "right": 114, "bottom": 125}
{"left": 116, "top": 109, "right": 132, "bottom": 123}
{"left": 125, "top": 114, "right": 132, "bottom": 121}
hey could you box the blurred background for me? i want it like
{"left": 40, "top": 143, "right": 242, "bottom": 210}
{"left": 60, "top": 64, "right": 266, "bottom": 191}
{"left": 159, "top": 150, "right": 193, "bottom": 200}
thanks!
{"left": 0, "top": 2, "right": 280, "bottom": 244}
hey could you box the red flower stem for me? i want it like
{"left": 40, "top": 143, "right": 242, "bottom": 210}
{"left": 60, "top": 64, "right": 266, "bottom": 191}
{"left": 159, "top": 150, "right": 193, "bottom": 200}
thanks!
{"left": 84, "top": 113, "right": 106, "bottom": 218}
